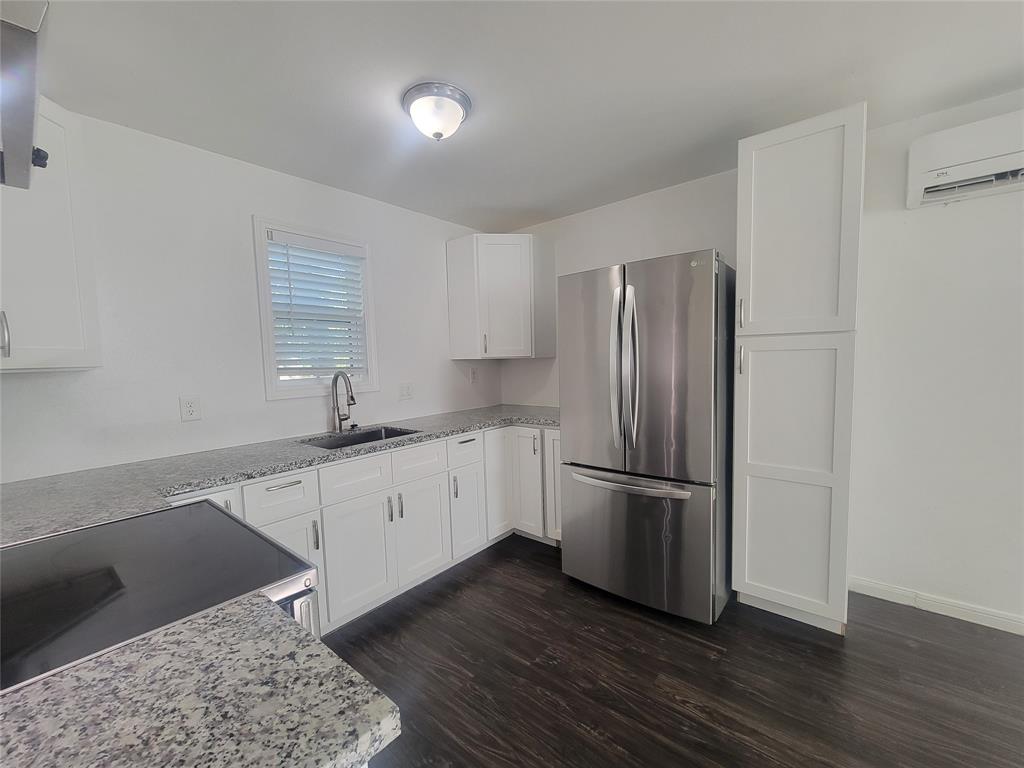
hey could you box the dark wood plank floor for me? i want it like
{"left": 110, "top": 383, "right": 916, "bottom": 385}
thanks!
{"left": 324, "top": 535, "right": 1023, "bottom": 768}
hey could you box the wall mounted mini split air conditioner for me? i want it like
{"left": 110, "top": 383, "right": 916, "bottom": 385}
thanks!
{"left": 906, "top": 109, "right": 1024, "bottom": 209}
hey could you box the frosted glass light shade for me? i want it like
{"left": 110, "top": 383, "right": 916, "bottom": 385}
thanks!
{"left": 402, "top": 82, "right": 472, "bottom": 141}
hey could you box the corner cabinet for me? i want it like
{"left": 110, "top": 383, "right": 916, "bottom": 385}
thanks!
{"left": 446, "top": 234, "right": 555, "bottom": 359}
{"left": 0, "top": 97, "right": 101, "bottom": 371}
{"left": 732, "top": 103, "right": 866, "bottom": 635}
{"left": 484, "top": 426, "right": 548, "bottom": 540}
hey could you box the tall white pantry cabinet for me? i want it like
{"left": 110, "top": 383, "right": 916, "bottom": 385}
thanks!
{"left": 732, "top": 103, "right": 866, "bottom": 634}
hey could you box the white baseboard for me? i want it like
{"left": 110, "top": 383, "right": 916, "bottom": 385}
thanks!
{"left": 848, "top": 576, "right": 1024, "bottom": 636}
{"left": 737, "top": 592, "right": 846, "bottom": 635}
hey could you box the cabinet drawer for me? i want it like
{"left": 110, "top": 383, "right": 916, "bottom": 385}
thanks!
{"left": 169, "top": 487, "right": 243, "bottom": 519}
{"left": 242, "top": 470, "right": 320, "bottom": 527}
{"left": 392, "top": 441, "right": 448, "bottom": 484}
{"left": 447, "top": 432, "right": 483, "bottom": 469}
{"left": 320, "top": 453, "right": 394, "bottom": 506}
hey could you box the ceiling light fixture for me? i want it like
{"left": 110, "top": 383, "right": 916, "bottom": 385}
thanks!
{"left": 402, "top": 82, "right": 472, "bottom": 141}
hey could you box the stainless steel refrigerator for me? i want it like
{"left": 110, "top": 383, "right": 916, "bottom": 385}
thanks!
{"left": 558, "top": 249, "right": 734, "bottom": 624}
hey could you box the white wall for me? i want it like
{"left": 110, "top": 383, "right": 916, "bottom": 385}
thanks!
{"left": 501, "top": 92, "right": 1024, "bottom": 625}
{"left": 848, "top": 91, "right": 1023, "bottom": 623}
{"left": 0, "top": 108, "right": 500, "bottom": 482}
{"left": 499, "top": 170, "right": 738, "bottom": 406}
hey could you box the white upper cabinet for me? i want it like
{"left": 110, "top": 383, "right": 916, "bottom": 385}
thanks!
{"left": 446, "top": 234, "right": 555, "bottom": 359}
{"left": 1, "top": 97, "right": 100, "bottom": 371}
{"left": 736, "top": 103, "right": 866, "bottom": 336}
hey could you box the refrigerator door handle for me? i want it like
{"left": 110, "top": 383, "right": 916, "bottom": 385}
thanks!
{"left": 609, "top": 285, "right": 622, "bottom": 448}
{"left": 622, "top": 284, "right": 639, "bottom": 448}
{"left": 570, "top": 469, "right": 692, "bottom": 500}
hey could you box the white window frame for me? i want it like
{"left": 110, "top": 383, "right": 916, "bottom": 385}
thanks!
{"left": 253, "top": 216, "right": 380, "bottom": 401}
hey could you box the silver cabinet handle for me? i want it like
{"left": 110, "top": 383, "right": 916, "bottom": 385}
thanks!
{"left": 738, "top": 297, "right": 745, "bottom": 328}
{"left": 265, "top": 479, "right": 302, "bottom": 492}
{"left": 483, "top": 333, "right": 488, "bottom": 354}
{"left": 397, "top": 492, "right": 404, "bottom": 519}
{"left": 738, "top": 345, "right": 744, "bottom": 375}
{"left": 224, "top": 499, "right": 232, "bottom": 513}
{"left": 533, "top": 434, "right": 538, "bottom": 455}
{"left": 621, "top": 284, "right": 639, "bottom": 449}
{"left": 457, "top": 437, "right": 476, "bottom": 445}
{"left": 312, "top": 519, "right": 320, "bottom": 550}
{"left": 0, "top": 311, "right": 10, "bottom": 358}
{"left": 387, "top": 495, "right": 394, "bottom": 522}
{"left": 453, "top": 475, "right": 459, "bottom": 499}
{"left": 608, "top": 285, "right": 622, "bottom": 449}
{"left": 571, "top": 470, "right": 692, "bottom": 500}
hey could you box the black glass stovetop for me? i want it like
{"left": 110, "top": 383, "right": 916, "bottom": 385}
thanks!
{"left": 1, "top": 500, "right": 313, "bottom": 690}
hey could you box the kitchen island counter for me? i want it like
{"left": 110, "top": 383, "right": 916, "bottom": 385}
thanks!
{"left": 0, "top": 593, "right": 400, "bottom": 768}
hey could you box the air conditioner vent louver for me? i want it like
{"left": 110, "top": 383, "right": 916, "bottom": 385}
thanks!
{"left": 907, "top": 110, "right": 1024, "bottom": 209}
{"left": 922, "top": 168, "right": 1023, "bottom": 201}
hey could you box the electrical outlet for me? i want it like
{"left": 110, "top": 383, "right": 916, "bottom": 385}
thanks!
{"left": 398, "top": 382, "right": 414, "bottom": 401}
{"left": 470, "top": 367, "right": 479, "bottom": 384}
{"left": 179, "top": 396, "right": 202, "bottom": 422}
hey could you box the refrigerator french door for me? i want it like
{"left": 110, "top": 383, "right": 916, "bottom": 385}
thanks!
{"left": 558, "top": 250, "right": 734, "bottom": 624}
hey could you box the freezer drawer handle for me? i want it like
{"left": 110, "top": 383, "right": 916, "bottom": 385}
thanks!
{"left": 571, "top": 471, "right": 692, "bottom": 500}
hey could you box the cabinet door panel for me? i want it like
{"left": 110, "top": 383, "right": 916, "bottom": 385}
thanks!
{"left": 543, "top": 430, "right": 562, "bottom": 540}
{"left": 322, "top": 491, "right": 398, "bottom": 623}
{"left": 732, "top": 333, "right": 854, "bottom": 623}
{"left": 260, "top": 510, "right": 328, "bottom": 621}
{"left": 450, "top": 462, "right": 487, "bottom": 558}
{"left": 395, "top": 474, "right": 452, "bottom": 584}
{"left": 477, "top": 235, "right": 532, "bottom": 358}
{"left": 513, "top": 428, "right": 544, "bottom": 537}
{"left": 1, "top": 101, "right": 100, "bottom": 369}
{"left": 484, "top": 428, "right": 514, "bottom": 539}
{"left": 736, "top": 103, "right": 865, "bottom": 335}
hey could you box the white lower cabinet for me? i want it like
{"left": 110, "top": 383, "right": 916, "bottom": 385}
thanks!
{"left": 484, "top": 426, "right": 546, "bottom": 539}
{"left": 169, "top": 486, "right": 243, "bottom": 519}
{"left": 259, "top": 509, "right": 328, "bottom": 621}
{"left": 484, "top": 428, "right": 514, "bottom": 538}
{"left": 449, "top": 461, "right": 487, "bottom": 558}
{"left": 511, "top": 428, "right": 544, "bottom": 537}
{"left": 394, "top": 473, "right": 453, "bottom": 584}
{"left": 732, "top": 333, "right": 855, "bottom": 631}
{"left": 321, "top": 490, "right": 398, "bottom": 624}
{"left": 543, "top": 430, "right": 562, "bottom": 540}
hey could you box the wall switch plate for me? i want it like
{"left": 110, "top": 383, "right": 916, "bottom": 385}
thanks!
{"left": 398, "top": 382, "right": 414, "bottom": 400}
{"left": 179, "top": 396, "right": 201, "bottom": 422}
{"left": 470, "top": 367, "right": 478, "bottom": 384}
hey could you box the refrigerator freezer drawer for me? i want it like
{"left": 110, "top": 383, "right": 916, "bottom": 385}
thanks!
{"left": 561, "top": 465, "right": 716, "bottom": 623}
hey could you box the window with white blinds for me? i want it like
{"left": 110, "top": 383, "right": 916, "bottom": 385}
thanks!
{"left": 255, "top": 221, "right": 378, "bottom": 399}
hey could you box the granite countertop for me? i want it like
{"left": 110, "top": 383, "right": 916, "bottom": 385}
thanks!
{"left": 0, "top": 593, "right": 401, "bottom": 768}
{"left": 1, "top": 404, "right": 559, "bottom": 547}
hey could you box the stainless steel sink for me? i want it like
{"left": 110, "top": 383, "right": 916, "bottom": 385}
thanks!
{"left": 305, "top": 426, "right": 419, "bottom": 450}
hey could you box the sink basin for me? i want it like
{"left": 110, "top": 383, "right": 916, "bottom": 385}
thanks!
{"left": 306, "top": 426, "right": 419, "bottom": 450}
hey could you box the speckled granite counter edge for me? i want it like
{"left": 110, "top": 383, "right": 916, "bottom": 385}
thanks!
{"left": 159, "top": 413, "right": 559, "bottom": 497}
{"left": 0, "top": 593, "right": 400, "bottom": 768}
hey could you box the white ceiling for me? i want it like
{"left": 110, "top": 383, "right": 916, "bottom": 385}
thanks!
{"left": 37, "top": 1, "right": 1024, "bottom": 231}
